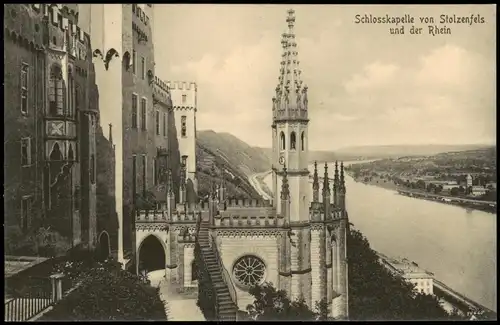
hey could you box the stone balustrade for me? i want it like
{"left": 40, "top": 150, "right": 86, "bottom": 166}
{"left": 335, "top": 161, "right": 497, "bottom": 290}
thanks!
{"left": 215, "top": 208, "right": 284, "bottom": 228}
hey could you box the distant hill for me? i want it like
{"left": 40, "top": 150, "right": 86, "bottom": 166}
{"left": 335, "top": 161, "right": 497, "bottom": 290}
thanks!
{"left": 334, "top": 144, "right": 493, "bottom": 160}
{"left": 195, "top": 130, "right": 494, "bottom": 198}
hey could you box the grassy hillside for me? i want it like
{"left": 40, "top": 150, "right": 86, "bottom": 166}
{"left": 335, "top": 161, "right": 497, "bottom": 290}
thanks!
{"left": 196, "top": 131, "right": 266, "bottom": 199}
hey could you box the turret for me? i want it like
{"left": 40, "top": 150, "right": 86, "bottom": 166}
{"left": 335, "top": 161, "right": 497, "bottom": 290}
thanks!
{"left": 280, "top": 165, "right": 290, "bottom": 225}
{"left": 108, "top": 123, "right": 113, "bottom": 145}
{"left": 323, "top": 163, "right": 331, "bottom": 220}
{"left": 333, "top": 161, "right": 340, "bottom": 207}
{"left": 179, "top": 168, "right": 186, "bottom": 204}
{"left": 312, "top": 161, "right": 319, "bottom": 202}
{"left": 167, "top": 170, "right": 175, "bottom": 216}
{"left": 218, "top": 165, "right": 226, "bottom": 203}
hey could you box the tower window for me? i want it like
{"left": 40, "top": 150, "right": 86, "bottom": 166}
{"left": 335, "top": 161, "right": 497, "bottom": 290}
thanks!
{"left": 132, "top": 50, "right": 137, "bottom": 75}
{"left": 141, "top": 57, "right": 145, "bottom": 80}
{"left": 163, "top": 112, "right": 167, "bottom": 136}
{"left": 132, "top": 93, "right": 138, "bottom": 128}
{"left": 21, "top": 138, "right": 32, "bottom": 166}
{"left": 21, "top": 196, "right": 33, "bottom": 232}
{"left": 155, "top": 110, "right": 160, "bottom": 135}
{"left": 301, "top": 131, "right": 305, "bottom": 151}
{"left": 49, "top": 65, "right": 64, "bottom": 116}
{"left": 21, "top": 63, "right": 29, "bottom": 115}
{"left": 182, "top": 156, "right": 187, "bottom": 167}
{"left": 182, "top": 94, "right": 187, "bottom": 104}
{"left": 290, "top": 131, "right": 296, "bottom": 150}
{"left": 181, "top": 115, "right": 187, "bottom": 137}
{"left": 141, "top": 98, "right": 147, "bottom": 130}
{"left": 279, "top": 131, "right": 285, "bottom": 151}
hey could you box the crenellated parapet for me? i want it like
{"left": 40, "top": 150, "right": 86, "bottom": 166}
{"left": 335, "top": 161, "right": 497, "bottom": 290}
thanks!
{"left": 153, "top": 76, "right": 173, "bottom": 108}
{"left": 166, "top": 81, "right": 197, "bottom": 111}
{"left": 4, "top": 4, "right": 46, "bottom": 51}
{"left": 309, "top": 206, "right": 346, "bottom": 222}
{"left": 132, "top": 4, "right": 151, "bottom": 44}
{"left": 215, "top": 208, "right": 285, "bottom": 228}
{"left": 225, "top": 197, "right": 272, "bottom": 208}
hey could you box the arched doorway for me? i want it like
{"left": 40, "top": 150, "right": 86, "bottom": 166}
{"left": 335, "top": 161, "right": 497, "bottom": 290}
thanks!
{"left": 98, "top": 231, "right": 110, "bottom": 261}
{"left": 186, "top": 179, "right": 197, "bottom": 204}
{"left": 138, "top": 235, "right": 166, "bottom": 275}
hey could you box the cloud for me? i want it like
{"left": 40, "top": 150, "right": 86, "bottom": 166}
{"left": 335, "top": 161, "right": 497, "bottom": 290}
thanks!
{"left": 158, "top": 5, "right": 495, "bottom": 150}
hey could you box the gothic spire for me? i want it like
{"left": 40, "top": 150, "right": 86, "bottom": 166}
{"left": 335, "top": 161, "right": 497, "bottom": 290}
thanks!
{"left": 323, "top": 162, "right": 330, "bottom": 196}
{"left": 312, "top": 161, "right": 319, "bottom": 202}
{"left": 281, "top": 165, "right": 290, "bottom": 199}
{"left": 274, "top": 8, "right": 308, "bottom": 121}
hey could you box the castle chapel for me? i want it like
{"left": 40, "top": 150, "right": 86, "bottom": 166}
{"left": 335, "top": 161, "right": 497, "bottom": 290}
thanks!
{"left": 134, "top": 9, "right": 349, "bottom": 320}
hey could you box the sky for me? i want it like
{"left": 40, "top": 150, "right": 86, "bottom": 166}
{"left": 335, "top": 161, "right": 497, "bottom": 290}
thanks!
{"left": 153, "top": 4, "right": 496, "bottom": 151}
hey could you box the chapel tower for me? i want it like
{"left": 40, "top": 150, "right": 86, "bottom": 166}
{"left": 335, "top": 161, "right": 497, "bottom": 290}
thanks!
{"left": 272, "top": 9, "right": 312, "bottom": 305}
{"left": 272, "top": 9, "right": 309, "bottom": 221}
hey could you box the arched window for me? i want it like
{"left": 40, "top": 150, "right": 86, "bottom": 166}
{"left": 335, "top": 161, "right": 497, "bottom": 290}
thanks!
{"left": 50, "top": 142, "right": 63, "bottom": 161}
{"left": 290, "top": 132, "right": 296, "bottom": 150}
{"left": 279, "top": 131, "right": 285, "bottom": 151}
{"left": 301, "top": 132, "right": 305, "bottom": 151}
{"left": 49, "top": 65, "right": 64, "bottom": 116}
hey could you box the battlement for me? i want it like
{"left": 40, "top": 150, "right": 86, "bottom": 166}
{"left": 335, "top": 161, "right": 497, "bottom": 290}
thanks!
{"left": 216, "top": 207, "right": 284, "bottom": 228}
{"left": 153, "top": 76, "right": 172, "bottom": 107}
{"left": 135, "top": 208, "right": 204, "bottom": 224}
{"left": 166, "top": 81, "right": 197, "bottom": 91}
{"left": 225, "top": 198, "right": 272, "bottom": 208}
{"left": 37, "top": 4, "right": 90, "bottom": 45}
{"left": 132, "top": 4, "right": 151, "bottom": 26}
{"left": 309, "top": 204, "right": 346, "bottom": 222}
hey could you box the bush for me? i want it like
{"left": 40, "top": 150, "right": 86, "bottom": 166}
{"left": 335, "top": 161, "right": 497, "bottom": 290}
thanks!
{"left": 40, "top": 258, "right": 167, "bottom": 321}
{"left": 245, "top": 282, "right": 332, "bottom": 321}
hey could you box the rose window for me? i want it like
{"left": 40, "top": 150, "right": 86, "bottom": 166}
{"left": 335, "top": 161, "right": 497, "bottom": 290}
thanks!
{"left": 233, "top": 255, "right": 266, "bottom": 287}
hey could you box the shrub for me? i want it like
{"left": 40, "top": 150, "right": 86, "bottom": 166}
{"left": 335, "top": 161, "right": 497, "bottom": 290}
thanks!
{"left": 40, "top": 258, "right": 167, "bottom": 321}
{"left": 245, "top": 282, "right": 332, "bottom": 321}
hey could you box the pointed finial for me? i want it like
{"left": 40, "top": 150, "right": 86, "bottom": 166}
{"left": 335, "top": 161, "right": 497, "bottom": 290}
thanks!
{"left": 167, "top": 169, "right": 173, "bottom": 194}
{"left": 323, "top": 163, "right": 330, "bottom": 195}
{"left": 340, "top": 161, "right": 345, "bottom": 190}
{"left": 334, "top": 161, "right": 339, "bottom": 189}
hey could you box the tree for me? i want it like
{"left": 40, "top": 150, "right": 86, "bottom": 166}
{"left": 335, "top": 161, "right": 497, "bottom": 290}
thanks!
{"left": 450, "top": 187, "right": 459, "bottom": 196}
{"left": 40, "top": 257, "right": 167, "bottom": 321}
{"left": 245, "top": 282, "right": 333, "bottom": 321}
{"left": 347, "top": 228, "right": 461, "bottom": 320}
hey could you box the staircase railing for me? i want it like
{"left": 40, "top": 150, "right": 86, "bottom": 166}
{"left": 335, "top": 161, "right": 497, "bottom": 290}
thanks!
{"left": 210, "top": 235, "right": 238, "bottom": 313}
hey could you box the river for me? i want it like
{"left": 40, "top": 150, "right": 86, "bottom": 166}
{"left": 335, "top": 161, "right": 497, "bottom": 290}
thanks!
{"left": 262, "top": 161, "right": 497, "bottom": 312}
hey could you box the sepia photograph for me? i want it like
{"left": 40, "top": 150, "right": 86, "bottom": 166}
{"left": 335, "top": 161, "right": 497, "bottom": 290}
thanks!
{"left": 3, "top": 3, "right": 496, "bottom": 321}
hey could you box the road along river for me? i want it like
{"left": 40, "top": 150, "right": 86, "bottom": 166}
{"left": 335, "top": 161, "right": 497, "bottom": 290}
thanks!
{"left": 260, "top": 162, "right": 497, "bottom": 312}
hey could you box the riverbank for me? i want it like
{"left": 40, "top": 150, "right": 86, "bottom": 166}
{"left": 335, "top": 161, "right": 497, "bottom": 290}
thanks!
{"left": 346, "top": 172, "right": 496, "bottom": 214}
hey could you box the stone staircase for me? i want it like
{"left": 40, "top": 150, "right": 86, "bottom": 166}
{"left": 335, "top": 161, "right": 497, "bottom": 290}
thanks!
{"left": 197, "top": 219, "right": 238, "bottom": 321}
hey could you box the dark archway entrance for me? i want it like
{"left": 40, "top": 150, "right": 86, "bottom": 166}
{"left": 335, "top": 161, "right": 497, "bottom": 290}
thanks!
{"left": 138, "top": 235, "right": 166, "bottom": 274}
{"left": 192, "top": 260, "right": 198, "bottom": 281}
{"left": 98, "top": 231, "right": 110, "bottom": 261}
{"left": 186, "top": 179, "right": 198, "bottom": 205}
